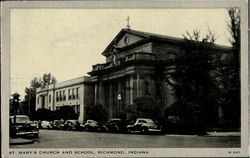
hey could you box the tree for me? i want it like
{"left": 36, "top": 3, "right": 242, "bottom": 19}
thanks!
{"left": 54, "top": 106, "right": 78, "bottom": 121}
{"left": 166, "top": 29, "right": 219, "bottom": 130}
{"left": 33, "top": 108, "right": 55, "bottom": 121}
{"left": 23, "top": 73, "right": 56, "bottom": 119}
{"left": 216, "top": 8, "right": 240, "bottom": 126}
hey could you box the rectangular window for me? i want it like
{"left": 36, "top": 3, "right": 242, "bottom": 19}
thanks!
{"left": 76, "top": 88, "right": 79, "bottom": 99}
{"left": 37, "top": 97, "right": 39, "bottom": 104}
{"left": 72, "top": 89, "right": 75, "bottom": 99}
{"left": 68, "top": 89, "right": 71, "bottom": 100}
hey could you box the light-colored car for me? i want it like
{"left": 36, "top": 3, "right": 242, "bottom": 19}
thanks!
{"left": 83, "top": 120, "right": 103, "bottom": 132}
{"left": 127, "top": 118, "right": 162, "bottom": 134}
{"left": 41, "top": 121, "right": 52, "bottom": 129}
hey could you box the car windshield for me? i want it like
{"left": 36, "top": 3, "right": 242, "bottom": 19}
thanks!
{"left": 11, "top": 116, "right": 30, "bottom": 123}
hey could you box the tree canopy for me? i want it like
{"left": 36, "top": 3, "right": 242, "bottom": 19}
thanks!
{"left": 23, "top": 73, "right": 57, "bottom": 119}
{"left": 165, "top": 29, "right": 220, "bottom": 128}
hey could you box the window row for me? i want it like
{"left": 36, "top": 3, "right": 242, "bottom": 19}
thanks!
{"left": 55, "top": 87, "right": 79, "bottom": 102}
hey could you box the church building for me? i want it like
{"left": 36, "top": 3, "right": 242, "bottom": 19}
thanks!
{"left": 88, "top": 27, "right": 231, "bottom": 120}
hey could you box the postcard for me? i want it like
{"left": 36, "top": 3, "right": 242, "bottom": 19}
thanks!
{"left": 1, "top": 0, "right": 248, "bottom": 157}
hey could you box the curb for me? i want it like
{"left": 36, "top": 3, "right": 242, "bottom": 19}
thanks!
{"left": 10, "top": 138, "right": 35, "bottom": 145}
{"left": 205, "top": 132, "right": 240, "bottom": 137}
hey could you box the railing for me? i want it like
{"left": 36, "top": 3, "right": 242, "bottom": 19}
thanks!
{"left": 92, "top": 64, "right": 104, "bottom": 71}
{"left": 92, "top": 52, "right": 156, "bottom": 71}
{"left": 126, "top": 52, "right": 156, "bottom": 61}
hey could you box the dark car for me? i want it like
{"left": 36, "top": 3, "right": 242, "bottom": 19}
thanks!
{"left": 60, "top": 120, "right": 81, "bottom": 131}
{"left": 127, "top": 118, "right": 163, "bottom": 134}
{"left": 52, "top": 120, "right": 65, "bottom": 130}
{"left": 83, "top": 120, "right": 103, "bottom": 132}
{"left": 103, "top": 118, "right": 129, "bottom": 133}
{"left": 9, "top": 115, "right": 39, "bottom": 138}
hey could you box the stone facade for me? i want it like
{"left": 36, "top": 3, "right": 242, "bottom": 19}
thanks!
{"left": 36, "top": 76, "right": 93, "bottom": 121}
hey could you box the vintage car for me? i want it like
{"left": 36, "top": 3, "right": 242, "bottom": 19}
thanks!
{"left": 52, "top": 120, "right": 65, "bottom": 130}
{"left": 60, "top": 120, "right": 81, "bottom": 131}
{"left": 9, "top": 115, "right": 39, "bottom": 138}
{"left": 127, "top": 118, "right": 162, "bottom": 134}
{"left": 83, "top": 120, "right": 103, "bottom": 132}
{"left": 40, "top": 120, "right": 53, "bottom": 129}
{"left": 103, "top": 118, "right": 130, "bottom": 133}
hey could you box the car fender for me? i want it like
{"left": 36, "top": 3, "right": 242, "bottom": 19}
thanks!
{"left": 103, "top": 126, "right": 109, "bottom": 132}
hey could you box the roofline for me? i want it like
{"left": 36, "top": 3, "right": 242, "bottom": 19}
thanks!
{"left": 36, "top": 76, "right": 91, "bottom": 93}
{"left": 101, "top": 29, "right": 232, "bottom": 56}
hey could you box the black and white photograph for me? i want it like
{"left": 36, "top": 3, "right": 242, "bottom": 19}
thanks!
{"left": 1, "top": 0, "right": 248, "bottom": 157}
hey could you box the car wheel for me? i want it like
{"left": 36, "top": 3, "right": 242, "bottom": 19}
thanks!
{"left": 85, "top": 126, "right": 90, "bottom": 131}
{"left": 115, "top": 125, "right": 119, "bottom": 132}
{"left": 34, "top": 133, "right": 39, "bottom": 138}
{"left": 141, "top": 127, "right": 148, "bottom": 134}
{"left": 127, "top": 128, "right": 131, "bottom": 133}
{"left": 103, "top": 126, "right": 109, "bottom": 132}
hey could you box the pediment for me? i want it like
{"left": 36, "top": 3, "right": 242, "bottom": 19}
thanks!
{"left": 116, "top": 33, "right": 144, "bottom": 48}
{"left": 102, "top": 29, "right": 148, "bottom": 56}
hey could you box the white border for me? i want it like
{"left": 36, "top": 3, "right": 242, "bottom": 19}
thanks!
{"left": 1, "top": 0, "right": 248, "bottom": 157}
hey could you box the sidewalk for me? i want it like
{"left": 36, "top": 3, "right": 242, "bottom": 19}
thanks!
{"left": 206, "top": 131, "right": 240, "bottom": 137}
{"left": 10, "top": 138, "right": 34, "bottom": 145}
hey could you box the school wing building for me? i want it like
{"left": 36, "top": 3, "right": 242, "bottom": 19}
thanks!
{"left": 35, "top": 76, "right": 93, "bottom": 121}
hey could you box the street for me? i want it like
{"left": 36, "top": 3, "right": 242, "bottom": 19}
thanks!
{"left": 10, "top": 129, "right": 240, "bottom": 148}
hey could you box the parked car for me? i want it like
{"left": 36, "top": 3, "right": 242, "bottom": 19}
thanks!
{"left": 41, "top": 121, "right": 53, "bottom": 129}
{"left": 127, "top": 118, "right": 163, "bottom": 134}
{"left": 83, "top": 120, "right": 103, "bottom": 132}
{"left": 52, "top": 120, "right": 65, "bottom": 130}
{"left": 103, "top": 118, "right": 130, "bottom": 133}
{"left": 9, "top": 115, "right": 39, "bottom": 138}
{"left": 60, "top": 120, "right": 81, "bottom": 131}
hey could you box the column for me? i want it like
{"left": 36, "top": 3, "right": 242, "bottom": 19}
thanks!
{"left": 117, "top": 81, "right": 121, "bottom": 112}
{"left": 94, "top": 83, "right": 98, "bottom": 105}
{"left": 109, "top": 83, "right": 113, "bottom": 119}
{"left": 125, "top": 78, "right": 130, "bottom": 107}
{"left": 136, "top": 73, "right": 140, "bottom": 97}
{"left": 98, "top": 81, "right": 103, "bottom": 105}
{"left": 129, "top": 76, "right": 134, "bottom": 105}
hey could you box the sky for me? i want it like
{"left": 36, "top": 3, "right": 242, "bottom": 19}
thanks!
{"left": 10, "top": 9, "right": 231, "bottom": 99}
